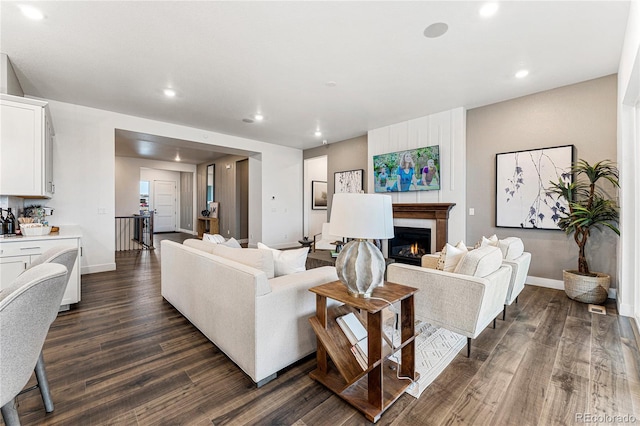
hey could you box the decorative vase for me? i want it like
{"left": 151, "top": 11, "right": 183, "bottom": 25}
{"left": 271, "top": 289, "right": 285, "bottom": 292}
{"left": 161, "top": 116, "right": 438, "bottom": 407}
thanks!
{"left": 563, "top": 270, "right": 610, "bottom": 304}
{"left": 335, "top": 239, "right": 385, "bottom": 298}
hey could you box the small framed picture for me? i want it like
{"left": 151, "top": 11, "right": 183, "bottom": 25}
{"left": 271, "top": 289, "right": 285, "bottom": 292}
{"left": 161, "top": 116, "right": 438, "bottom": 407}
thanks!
{"left": 312, "top": 181, "right": 327, "bottom": 210}
{"left": 209, "top": 202, "right": 219, "bottom": 218}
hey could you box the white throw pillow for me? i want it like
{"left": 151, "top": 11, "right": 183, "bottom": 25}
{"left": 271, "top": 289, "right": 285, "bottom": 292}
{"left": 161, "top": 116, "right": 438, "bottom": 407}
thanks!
{"left": 211, "top": 244, "right": 275, "bottom": 279}
{"left": 498, "top": 237, "right": 525, "bottom": 260}
{"left": 203, "top": 233, "right": 226, "bottom": 243}
{"left": 436, "top": 241, "right": 468, "bottom": 272}
{"left": 219, "top": 237, "right": 242, "bottom": 248}
{"left": 454, "top": 246, "right": 502, "bottom": 278}
{"left": 257, "top": 242, "right": 308, "bottom": 276}
{"left": 479, "top": 234, "right": 499, "bottom": 248}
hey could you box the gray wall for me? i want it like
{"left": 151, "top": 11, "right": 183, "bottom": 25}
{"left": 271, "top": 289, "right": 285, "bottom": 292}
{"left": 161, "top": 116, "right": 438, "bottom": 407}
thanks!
{"left": 198, "top": 155, "right": 248, "bottom": 239}
{"left": 304, "top": 135, "right": 368, "bottom": 217}
{"left": 466, "top": 74, "right": 618, "bottom": 284}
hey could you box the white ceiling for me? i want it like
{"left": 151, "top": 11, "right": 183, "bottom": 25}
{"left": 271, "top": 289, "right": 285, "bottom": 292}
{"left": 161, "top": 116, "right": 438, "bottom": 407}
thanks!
{"left": 0, "top": 1, "right": 630, "bottom": 159}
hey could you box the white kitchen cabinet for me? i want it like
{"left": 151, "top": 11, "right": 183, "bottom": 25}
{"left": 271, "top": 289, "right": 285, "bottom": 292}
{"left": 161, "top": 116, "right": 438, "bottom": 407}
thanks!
{"left": 0, "top": 93, "right": 54, "bottom": 198}
{"left": 0, "top": 227, "right": 81, "bottom": 308}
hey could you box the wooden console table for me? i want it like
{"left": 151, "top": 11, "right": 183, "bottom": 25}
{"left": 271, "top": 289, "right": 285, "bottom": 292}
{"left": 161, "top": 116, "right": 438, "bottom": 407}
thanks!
{"left": 308, "top": 281, "right": 419, "bottom": 423}
{"left": 197, "top": 216, "right": 219, "bottom": 238}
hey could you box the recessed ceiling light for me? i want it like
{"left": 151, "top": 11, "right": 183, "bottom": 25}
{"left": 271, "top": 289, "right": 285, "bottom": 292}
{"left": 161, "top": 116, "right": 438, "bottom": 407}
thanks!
{"left": 325, "top": 81, "right": 337, "bottom": 87}
{"left": 163, "top": 88, "right": 176, "bottom": 98}
{"left": 253, "top": 113, "right": 264, "bottom": 121}
{"left": 314, "top": 130, "right": 322, "bottom": 137}
{"left": 515, "top": 69, "right": 529, "bottom": 79}
{"left": 423, "top": 23, "right": 448, "bottom": 39}
{"left": 18, "top": 4, "right": 44, "bottom": 20}
{"left": 479, "top": 2, "right": 499, "bottom": 18}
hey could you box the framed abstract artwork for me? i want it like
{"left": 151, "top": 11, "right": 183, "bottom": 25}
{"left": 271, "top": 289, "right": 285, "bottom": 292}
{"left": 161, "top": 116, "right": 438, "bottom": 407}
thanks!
{"left": 334, "top": 169, "right": 364, "bottom": 194}
{"left": 312, "top": 181, "right": 327, "bottom": 210}
{"left": 495, "top": 145, "right": 574, "bottom": 230}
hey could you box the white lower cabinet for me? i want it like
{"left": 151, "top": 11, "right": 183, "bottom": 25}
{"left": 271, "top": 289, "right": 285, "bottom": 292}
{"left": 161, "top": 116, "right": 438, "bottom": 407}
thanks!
{"left": 0, "top": 236, "right": 81, "bottom": 306}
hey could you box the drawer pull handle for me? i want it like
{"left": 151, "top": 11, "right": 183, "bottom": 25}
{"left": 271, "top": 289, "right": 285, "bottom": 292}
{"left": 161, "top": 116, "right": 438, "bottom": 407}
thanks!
{"left": 20, "top": 247, "right": 41, "bottom": 250}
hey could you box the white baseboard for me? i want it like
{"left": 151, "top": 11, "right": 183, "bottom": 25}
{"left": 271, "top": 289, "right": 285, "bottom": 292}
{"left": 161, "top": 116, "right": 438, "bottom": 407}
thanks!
{"left": 81, "top": 263, "right": 116, "bottom": 275}
{"left": 618, "top": 302, "right": 635, "bottom": 317}
{"left": 527, "top": 275, "right": 617, "bottom": 299}
{"left": 178, "top": 228, "right": 197, "bottom": 235}
{"left": 526, "top": 276, "right": 564, "bottom": 290}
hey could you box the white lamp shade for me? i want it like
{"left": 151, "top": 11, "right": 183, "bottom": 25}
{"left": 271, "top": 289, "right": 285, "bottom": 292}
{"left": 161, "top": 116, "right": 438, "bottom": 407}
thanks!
{"left": 329, "top": 193, "right": 394, "bottom": 240}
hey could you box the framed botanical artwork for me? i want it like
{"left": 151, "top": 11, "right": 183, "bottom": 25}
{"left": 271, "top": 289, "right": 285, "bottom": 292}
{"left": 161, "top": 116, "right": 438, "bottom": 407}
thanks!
{"left": 312, "top": 181, "right": 327, "bottom": 210}
{"left": 334, "top": 169, "right": 364, "bottom": 194}
{"left": 495, "top": 144, "right": 574, "bottom": 230}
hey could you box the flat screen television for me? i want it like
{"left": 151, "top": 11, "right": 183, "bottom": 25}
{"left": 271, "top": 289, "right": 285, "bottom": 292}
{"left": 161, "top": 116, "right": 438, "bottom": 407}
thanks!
{"left": 373, "top": 145, "right": 440, "bottom": 193}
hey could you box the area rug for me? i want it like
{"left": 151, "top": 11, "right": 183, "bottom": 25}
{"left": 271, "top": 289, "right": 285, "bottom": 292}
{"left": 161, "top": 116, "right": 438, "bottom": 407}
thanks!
{"left": 384, "top": 318, "right": 466, "bottom": 398}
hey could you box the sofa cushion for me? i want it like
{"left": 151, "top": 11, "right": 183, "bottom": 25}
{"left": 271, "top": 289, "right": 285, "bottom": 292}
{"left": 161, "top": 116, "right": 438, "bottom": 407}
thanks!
{"left": 211, "top": 244, "right": 275, "bottom": 279}
{"left": 436, "top": 241, "right": 468, "bottom": 272}
{"left": 257, "top": 243, "right": 308, "bottom": 277}
{"left": 454, "top": 246, "right": 502, "bottom": 278}
{"left": 498, "top": 237, "right": 525, "bottom": 260}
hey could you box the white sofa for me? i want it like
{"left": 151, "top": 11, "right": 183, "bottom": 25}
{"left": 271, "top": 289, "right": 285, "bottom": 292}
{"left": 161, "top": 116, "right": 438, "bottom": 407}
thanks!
{"left": 387, "top": 246, "right": 512, "bottom": 357}
{"left": 160, "top": 239, "right": 338, "bottom": 386}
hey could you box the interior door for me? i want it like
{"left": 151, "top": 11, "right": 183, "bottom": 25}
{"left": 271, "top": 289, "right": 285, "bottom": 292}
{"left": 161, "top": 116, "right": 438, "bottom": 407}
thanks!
{"left": 153, "top": 180, "right": 177, "bottom": 233}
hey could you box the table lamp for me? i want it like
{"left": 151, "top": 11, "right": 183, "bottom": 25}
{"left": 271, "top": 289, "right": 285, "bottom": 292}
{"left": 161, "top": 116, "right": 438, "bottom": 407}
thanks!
{"left": 329, "top": 193, "right": 394, "bottom": 298}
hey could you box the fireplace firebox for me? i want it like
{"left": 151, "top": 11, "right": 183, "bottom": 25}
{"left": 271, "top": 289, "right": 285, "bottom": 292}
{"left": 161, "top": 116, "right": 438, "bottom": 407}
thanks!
{"left": 388, "top": 226, "right": 431, "bottom": 265}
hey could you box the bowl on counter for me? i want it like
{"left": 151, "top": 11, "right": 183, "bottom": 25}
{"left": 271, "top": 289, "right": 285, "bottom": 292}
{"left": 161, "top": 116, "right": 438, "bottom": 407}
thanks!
{"left": 20, "top": 224, "right": 52, "bottom": 236}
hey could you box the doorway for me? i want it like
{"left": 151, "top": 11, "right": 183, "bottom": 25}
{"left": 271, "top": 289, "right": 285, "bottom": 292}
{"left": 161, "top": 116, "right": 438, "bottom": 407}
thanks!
{"left": 153, "top": 180, "right": 177, "bottom": 232}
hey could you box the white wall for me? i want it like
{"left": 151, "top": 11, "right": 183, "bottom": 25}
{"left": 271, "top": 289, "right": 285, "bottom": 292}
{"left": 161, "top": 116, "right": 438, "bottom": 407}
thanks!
{"left": 46, "top": 99, "right": 304, "bottom": 273}
{"left": 368, "top": 107, "right": 467, "bottom": 247}
{"left": 303, "top": 155, "right": 328, "bottom": 238}
{"left": 617, "top": 0, "right": 640, "bottom": 318}
{"left": 115, "top": 157, "right": 197, "bottom": 232}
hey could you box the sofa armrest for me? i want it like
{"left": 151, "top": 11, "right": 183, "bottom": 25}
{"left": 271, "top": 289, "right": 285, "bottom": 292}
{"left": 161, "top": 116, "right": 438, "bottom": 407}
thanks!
{"left": 502, "top": 252, "right": 531, "bottom": 305}
{"left": 254, "top": 266, "right": 339, "bottom": 380}
{"left": 421, "top": 254, "right": 439, "bottom": 269}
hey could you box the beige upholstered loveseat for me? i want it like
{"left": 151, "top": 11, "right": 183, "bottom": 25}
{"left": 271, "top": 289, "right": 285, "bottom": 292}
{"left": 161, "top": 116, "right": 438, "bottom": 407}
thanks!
{"left": 161, "top": 239, "right": 338, "bottom": 386}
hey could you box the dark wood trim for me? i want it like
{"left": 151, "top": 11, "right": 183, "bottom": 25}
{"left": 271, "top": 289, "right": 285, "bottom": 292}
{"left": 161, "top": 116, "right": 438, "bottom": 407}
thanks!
{"left": 392, "top": 203, "right": 455, "bottom": 252}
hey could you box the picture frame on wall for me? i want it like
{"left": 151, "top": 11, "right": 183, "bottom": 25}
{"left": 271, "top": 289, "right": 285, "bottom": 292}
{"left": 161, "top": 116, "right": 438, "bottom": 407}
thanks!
{"left": 312, "top": 181, "right": 328, "bottom": 210}
{"left": 495, "top": 144, "right": 574, "bottom": 230}
{"left": 334, "top": 169, "right": 364, "bottom": 193}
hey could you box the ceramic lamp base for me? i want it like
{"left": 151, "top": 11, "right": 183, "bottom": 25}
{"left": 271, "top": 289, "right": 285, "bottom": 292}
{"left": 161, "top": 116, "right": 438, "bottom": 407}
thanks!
{"left": 335, "top": 239, "right": 385, "bottom": 298}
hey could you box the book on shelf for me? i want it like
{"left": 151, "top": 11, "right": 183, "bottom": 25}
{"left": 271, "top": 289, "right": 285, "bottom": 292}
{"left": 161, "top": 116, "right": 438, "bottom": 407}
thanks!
{"left": 336, "top": 312, "right": 367, "bottom": 346}
{"left": 337, "top": 312, "right": 392, "bottom": 370}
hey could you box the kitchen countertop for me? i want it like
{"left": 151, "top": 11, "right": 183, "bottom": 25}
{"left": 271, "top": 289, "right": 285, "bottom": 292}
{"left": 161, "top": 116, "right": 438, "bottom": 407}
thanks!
{"left": 0, "top": 225, "right": 82, "bottom": 241}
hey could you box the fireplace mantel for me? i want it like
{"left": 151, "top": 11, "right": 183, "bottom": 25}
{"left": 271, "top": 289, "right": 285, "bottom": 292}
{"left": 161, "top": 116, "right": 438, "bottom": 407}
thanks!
{"left": 392, "top": 203, "right": 456, "bottom": 252}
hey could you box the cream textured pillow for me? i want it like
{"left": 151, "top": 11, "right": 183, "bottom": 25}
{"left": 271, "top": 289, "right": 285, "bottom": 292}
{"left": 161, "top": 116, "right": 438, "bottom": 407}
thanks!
{"left": 498, "top": 237, "right": 525, "bottom": 260}
{"left": 257, "top": 243, "right": 308, "bottom": 276}
{"left": 211, "top": 244, "right": 275, "bottom": 279}
{"left": 436, "top": 241, "right": 468, "bottom": 272}
{"left": 454, "top": 246, "right": 502, "bottom": 278}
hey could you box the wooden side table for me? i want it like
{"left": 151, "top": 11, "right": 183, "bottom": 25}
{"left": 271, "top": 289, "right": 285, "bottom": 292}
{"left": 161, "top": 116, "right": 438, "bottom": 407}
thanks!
{"left": 308, "top": 281, "right": 419, "bottom": 423}
{"left": 197, "top": 217, "right": 219, "bottom": 238}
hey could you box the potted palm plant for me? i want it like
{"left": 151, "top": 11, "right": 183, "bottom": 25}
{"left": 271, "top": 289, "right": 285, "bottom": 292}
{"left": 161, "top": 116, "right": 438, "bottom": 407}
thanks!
{"left": 548, "top": 159, "right": 620, "bottom": 304}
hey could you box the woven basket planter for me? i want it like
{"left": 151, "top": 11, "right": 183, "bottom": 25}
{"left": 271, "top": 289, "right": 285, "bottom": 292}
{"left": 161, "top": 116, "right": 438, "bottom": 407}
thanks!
{"left": 563, "top": 270, "right": 610, "bottom": 304}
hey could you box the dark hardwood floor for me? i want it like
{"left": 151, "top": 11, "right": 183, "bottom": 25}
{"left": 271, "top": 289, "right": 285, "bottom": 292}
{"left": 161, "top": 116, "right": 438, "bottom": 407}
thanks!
{"left": 7, "top": 232, "right": 640, "bottom": 425}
